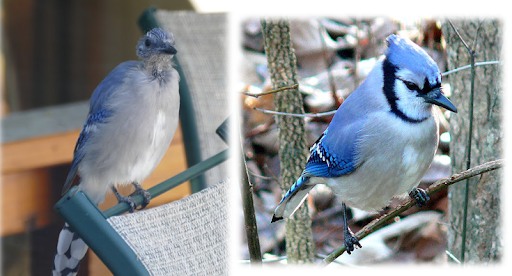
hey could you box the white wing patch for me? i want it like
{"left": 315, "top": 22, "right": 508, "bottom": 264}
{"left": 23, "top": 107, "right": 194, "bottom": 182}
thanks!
{"left": 316, "top": 145, "right": 330, "bottom": 167}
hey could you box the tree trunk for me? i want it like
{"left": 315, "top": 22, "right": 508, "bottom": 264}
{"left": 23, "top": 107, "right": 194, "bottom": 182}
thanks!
{"left": 442, "top": 19, "right": 502, "bottom": 264}
{"left": 261, "top": 19, "right": 316, "bottom": 263}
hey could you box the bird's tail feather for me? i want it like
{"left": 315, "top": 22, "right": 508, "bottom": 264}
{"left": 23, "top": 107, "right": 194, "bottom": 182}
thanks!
{"left": 52, "top": 223, "right": 88, "bottom": 276}
{"left": 272, "top": 176, "right": 315, "bottom": 222}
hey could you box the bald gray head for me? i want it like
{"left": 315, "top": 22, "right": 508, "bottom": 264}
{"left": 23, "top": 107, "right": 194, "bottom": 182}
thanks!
{"left": 137, "top": 28, "right": 177, "bottom": 60}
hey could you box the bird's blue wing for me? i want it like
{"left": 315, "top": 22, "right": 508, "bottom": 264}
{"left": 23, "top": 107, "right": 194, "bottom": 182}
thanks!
{"left": 61, "top": 61, "right": 139, "bottom": 194}
{"left": 61, "top": 109, "right": 112, "bottom": 194}
{"left": 89, "top": 61, "right": 140, "bottom": 114}
{"left": 272, "top": 102, "right": 368, "bottom": 221}
{"left": 304, "top": 116, "right": 366, "bottom": 178}
{"left": 272, "top": 117, "right": 366, "bottom": 221}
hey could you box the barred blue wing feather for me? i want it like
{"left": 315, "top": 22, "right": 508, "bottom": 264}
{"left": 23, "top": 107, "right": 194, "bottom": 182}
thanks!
{"left": 305, "top": 140, "right": 355, "bottom": 177}
{"left": 272, "top": 114, "right": 366, "bottom": 222}
{"left": 304, "top": 117, "right": 365, "bottom": 178}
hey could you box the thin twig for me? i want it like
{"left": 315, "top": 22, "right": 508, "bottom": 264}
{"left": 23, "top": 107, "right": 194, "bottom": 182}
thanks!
{"left": 448, "top": 20, "right": 472, "bottom": 53}
{"left": 262, "top": 163, "right": 282, "bottom": 187}
{"left": 319, "top": 159, "right": 503, "bottom": 266}
{"left": 315, "top": 254, "right": 354, "bottom": 266}
{"left": 253, "top": 107, "right": 337, "bottom": 118}
{"left": 247, "top": 169, "right": 275, "bottom": 180}
{"left": 317, "top": 19, "right": 340, "bottom": 108}
{"left": 448, "top": 19, "right": 478, "bottom": 264}
{"left": 442, "top": 61, "right": 500, "bottom": 76}
{"left": 242, "top": 84, "right": 299, "bottom": 98}
{"left": 239, "top": 256, "right": 288, "bottom": 264}
{"left": 240, "top": 133, "right": 263, "bottom": 265}
{"left": 245, "top": 118, "right": 275, "bottom": 138}
{"left": 446, "top": 250, "right": 462, "bottom": 264}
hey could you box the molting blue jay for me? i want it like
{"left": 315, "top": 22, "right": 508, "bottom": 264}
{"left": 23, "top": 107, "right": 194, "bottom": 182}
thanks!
{"left": 52, "top": 28, "right": 180, "bottom": 276}
{"left": 271, "top": 34, "right": 457, "bottom": 254}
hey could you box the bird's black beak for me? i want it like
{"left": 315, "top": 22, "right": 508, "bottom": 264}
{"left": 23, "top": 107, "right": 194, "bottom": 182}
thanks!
{"left": 163, "top": 44, "right": 177, "bottom": 55}
{"left": 423, "top": 87, "right": 457, "bottom": 113}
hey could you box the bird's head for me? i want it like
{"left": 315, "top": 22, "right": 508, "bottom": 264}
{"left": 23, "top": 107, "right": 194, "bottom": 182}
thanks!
{"left": 383, "top": 34, "right": 456, "bottom": 122}
{"left": 137, "top": 28, "right": 177, "bottom": 59}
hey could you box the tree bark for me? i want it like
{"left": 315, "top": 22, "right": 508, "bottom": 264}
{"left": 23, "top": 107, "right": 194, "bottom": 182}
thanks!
{"left": 442, "top": 19, "right": 502, "bottom": 264}
{"left": 261, "top": 19, "right": 316, "bottom": 263}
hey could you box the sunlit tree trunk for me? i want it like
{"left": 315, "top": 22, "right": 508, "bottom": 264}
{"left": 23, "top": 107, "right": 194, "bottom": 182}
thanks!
{"left": 442, "top": 19, "right": 502, "bottom": 264}
{"left": 261, "top": 18, "right": 316, "bottom": 263}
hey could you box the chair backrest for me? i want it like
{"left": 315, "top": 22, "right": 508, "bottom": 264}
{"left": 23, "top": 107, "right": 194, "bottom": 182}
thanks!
{"left": 140, "top": 9, "right": 229, "bottom": 192}
{"left": 107, "top": 179, "right": 229, "bottom": 275}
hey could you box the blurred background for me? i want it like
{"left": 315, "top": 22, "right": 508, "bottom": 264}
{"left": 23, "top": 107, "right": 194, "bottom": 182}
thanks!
{"left": 1, "top": 1, "right": 226, "bottom": 275}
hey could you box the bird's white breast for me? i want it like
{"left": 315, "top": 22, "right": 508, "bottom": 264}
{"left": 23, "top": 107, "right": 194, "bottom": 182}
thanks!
{"left": 125, "top": 70, "right": 180, "bottom": 183}
{"left": 401, "top": 145, "right": 421, "bottom": 179}
{"left": 128, "top": 109, "right": 170, "bottom": 182}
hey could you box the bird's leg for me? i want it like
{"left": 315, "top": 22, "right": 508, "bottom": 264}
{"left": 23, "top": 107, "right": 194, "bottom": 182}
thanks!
{"left": 129, "top": 182, "right": 151, "bottom": 210}
{"left": 342, "top": 202, "right": 361, "bottom": 254}
{"left": 409, "top": 187, "right": 430, "bottom": 207}
{"left": 112, "top": 186, "right": 137, "bottom": 213}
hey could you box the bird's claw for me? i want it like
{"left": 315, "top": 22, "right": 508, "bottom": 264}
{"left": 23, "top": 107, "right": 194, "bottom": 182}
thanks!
{"left": 115, "top": 194, "right": 138, "bottom": 213}
{"left": 129, "top": 187, "right": 151, "bottom": 210}
{"left": 112, "top": 184, "right": 151, "bottom": 212}
{"left": 409, "top": 187, "right": 430, "bottom": 207}
{"left": 344, "top": 229, "right": 362, "bottom": 254}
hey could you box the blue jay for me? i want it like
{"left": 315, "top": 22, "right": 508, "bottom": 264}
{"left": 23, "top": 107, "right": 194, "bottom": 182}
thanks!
{"left": 52, "top": 28, "right": 180, "bottom": 276}
{"left": 271, "top": 34, "right": 457, "bottom": 254}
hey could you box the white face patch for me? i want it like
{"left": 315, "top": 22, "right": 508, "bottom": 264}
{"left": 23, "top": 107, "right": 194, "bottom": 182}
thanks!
{"left": 393, "top": 69, "right": 432, "bottom": 121}
{"left": 393, "top": 79, "right": 431, "bottom": 119}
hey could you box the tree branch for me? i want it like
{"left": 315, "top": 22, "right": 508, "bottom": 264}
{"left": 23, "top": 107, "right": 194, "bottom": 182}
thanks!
{"left": 242, "top": 84, "right": 299, "bottom": 98}
{"left": 442, "top": 61, "right": 500, "bottom": 77}
{"left": 253, "top": 107, "right": 337, "bottom": 118}
{"left": 320, "top": 159, "right": 504, "bottom": 266}
{"left": 240, "top": 133, "right": 263, "bottom": 265}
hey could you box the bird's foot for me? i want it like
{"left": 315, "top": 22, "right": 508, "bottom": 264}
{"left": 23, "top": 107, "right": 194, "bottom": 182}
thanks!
{"left": 409, "top": 187, "right": 430, "bottom": 207}
{"left": 344, "top": 228, "right": 362, "bottom": 254}
{"left": 112, "top": 187, "right": 137, "bottom": 213}
{"left": 271, "top": 215, "right": 283, "bottom": 223}
{"left": 129, "top": 182, "right": 151, "bottom": 210}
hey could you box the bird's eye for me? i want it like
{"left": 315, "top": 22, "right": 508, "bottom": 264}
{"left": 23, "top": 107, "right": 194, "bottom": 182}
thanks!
{"left": 402, "top": 80, "right": 419, "bottom": 91}
{"left": 145, "top": 39, "right": 151, "bottom": 47}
